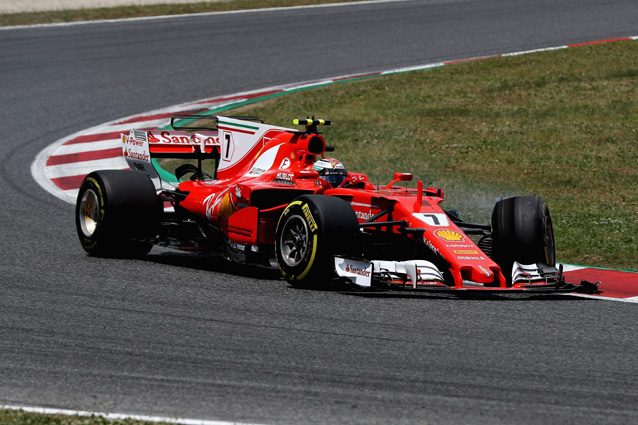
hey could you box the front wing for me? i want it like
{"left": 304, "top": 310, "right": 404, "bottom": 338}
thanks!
{"left": 334, "top": 257, "right": 599, "bottom": 295}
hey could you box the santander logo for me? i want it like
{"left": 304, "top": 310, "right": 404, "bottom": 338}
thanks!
{"left": 345, "top": 264, "right": 371, "bottom": 277}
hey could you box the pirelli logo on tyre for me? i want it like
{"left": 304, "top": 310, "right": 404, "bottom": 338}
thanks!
{"left": 302, "top": 203, "right": 318, "bottom": 232}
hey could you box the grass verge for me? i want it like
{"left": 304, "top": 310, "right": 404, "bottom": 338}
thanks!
{"left": 0, "top": 0, "right": 362, "bottom": 27}
{"left": 218, "top": 42, "right": 637, "bottom": 270}
{"left": 0, "top": 408, "right": 167, "bottom": 425}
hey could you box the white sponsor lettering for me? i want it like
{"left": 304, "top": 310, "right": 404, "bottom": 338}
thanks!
{"left": 122, "top": 132, "right": 151, "bottom": 162}
{"left": 457, "top": 255, "right": 486, "bottom": 261}
{"left": 276, "top": 173, "right": 293, "bottom": 181}
{"left": 355, "top": 210, "right": 374, "bottom": 220}
{"left": 247, "top": 167, "right": 265, "bottom": 176}
{"left": 155, "top": 131, "right": 218, "bottom": 145}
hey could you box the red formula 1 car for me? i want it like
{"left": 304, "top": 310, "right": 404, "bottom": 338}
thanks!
{"left": 75, "top": 116, "right": 594, "bottom": 294}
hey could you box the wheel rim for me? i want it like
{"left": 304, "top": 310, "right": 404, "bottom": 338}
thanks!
{"left": 280, "top": 215, "right": 310, "bottom": 267}
{"left": 79, "top": 189, "right": 100, "bottom": 237}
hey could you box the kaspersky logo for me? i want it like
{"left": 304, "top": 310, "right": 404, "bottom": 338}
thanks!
{"left": 345, "top": 264, "right": 371, "bottom": 277}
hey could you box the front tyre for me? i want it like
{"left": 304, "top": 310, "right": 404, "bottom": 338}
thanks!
{"left": 276, "top": 195, "right": 359, "bottom": 288}
{"left": 76, "top": 170, "right": 161, "bottom": 258}
{"left": 491, "top": 196, "right": 556, "bottom": 278}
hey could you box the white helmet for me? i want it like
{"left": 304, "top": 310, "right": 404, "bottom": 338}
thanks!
{"left": 313, "top": 158, "right": 347, "bottom": 187}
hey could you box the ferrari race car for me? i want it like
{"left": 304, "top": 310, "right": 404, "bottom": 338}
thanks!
{"left": 75, "top": 115, "right": 595, "bottom": 294}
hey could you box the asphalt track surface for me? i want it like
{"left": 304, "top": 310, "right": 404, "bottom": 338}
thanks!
{"left": 1, "top": 1, "right": 637, "bottom": 424}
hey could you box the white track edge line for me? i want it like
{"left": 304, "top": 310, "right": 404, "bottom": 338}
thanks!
{"left": 502, "top": 45, "right": 567, "bottom": 56}
{"left": 381, "top": 62, "right": 444, "bottom": 74}
{"left": 0, "top": 0, "right": 415, "bottom": 31}
{"left": 0, "top": 404, "right": 265, "bottom": 425}
{"left": 568, "top": 294, "right": 638, "bottom": 303}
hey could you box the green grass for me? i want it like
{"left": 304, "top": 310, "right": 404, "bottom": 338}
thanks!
{"left": 0, "top": 408, "right": 167, "bottom": 425}
{"left": 221, "top": 42, "right": 637, "bottom": 270}
{"left": 0, "top": 0, "right": 362, "bottom": 27}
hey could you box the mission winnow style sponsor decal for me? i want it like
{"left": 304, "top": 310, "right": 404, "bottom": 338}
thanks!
{"left": 31, "top": 36, "right": 638, "bottom": 301}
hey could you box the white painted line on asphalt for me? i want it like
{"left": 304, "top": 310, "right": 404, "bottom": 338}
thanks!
{"left": 0, "top": 404, "right": 265, "bottom": 425}
{"left": 569, "top": 294, "right": 638, "bottom": 303}
{"left": 284, "top": 80, "right": 334, "bottom": 90}
{"left": 194, "top": 99, "right": 250, "bottom": 111}
{"left": 381, "top": 62, "right": 444, "bottom": 74}
{"left": 0, "top": 0, "right": 418, "bottom": 30}
{"left": 502, "top": 46, "right": 567, "bottom": 56}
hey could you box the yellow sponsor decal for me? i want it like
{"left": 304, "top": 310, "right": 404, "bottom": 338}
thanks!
{"left": 302, "top": 203, "right": 318, "bottom": 232}
{"left": 453, "top": 249, "right": 479, "bottom": 255}
{"left": 218, "top": 192, "right": 234, "bottom": 218}
{"left": 434, "top": 229, "right": 465, "bottom": 242}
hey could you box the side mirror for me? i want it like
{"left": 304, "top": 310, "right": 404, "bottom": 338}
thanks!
{"left": 386, "top": 172, "right": 413, "bottom": 188}
{"left": 394, "top": 172, "right": 413, "bottom": 182}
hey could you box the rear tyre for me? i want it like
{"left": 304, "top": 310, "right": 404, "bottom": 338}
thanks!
{"left": 76, "top": 170, "right": 161, "bottom": 258}
{"left": 276, "top": 195, "right": 359, "bottom": 288}
{"left": 491, "top": 196, "right": 556, "bottom": 279}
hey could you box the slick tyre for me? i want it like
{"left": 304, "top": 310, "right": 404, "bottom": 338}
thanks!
{"left": 491, "top": 196, "right": 556, "bottom": 278}
{"left": 76, "top": 170, "right": 161, "bottom": 258}
{"left": 276, "top": 195, "right": 359, "bottom": 288}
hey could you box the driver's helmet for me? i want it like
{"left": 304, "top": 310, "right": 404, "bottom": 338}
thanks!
{"left": 313, "top": 158, "right": 347, "bottom": 187}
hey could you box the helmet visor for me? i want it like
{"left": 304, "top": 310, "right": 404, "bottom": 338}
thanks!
{"left": 320, "top": 169, "right": 347, "bottom": 186}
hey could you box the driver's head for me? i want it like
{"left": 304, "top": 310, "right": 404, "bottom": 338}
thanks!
{"left": 313, "top": 157, "right": 347, "bottom": 187}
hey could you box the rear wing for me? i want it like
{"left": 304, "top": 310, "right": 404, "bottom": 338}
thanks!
{"left": 145, "top": 129, "right": 220, "bottom": 158}
{"left": 122, "top": 128, "right": 220, "bottom": 158}
{"left": 121, "top": 128, "right": 220, "bottom": 184}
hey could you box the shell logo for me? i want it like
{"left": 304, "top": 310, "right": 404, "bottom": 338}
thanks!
{"left": 434, "top": 229, "right": 465, "bottom": 242}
